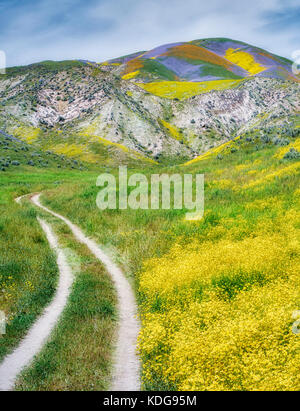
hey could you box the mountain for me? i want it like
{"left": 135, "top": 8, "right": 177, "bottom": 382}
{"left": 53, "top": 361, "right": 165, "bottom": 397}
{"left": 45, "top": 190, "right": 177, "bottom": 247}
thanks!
{"left": 105, "top": 37, "right": 298, "bottom": 84}
{"left": 0, "top": 38, "right": 299, "bottom": 164}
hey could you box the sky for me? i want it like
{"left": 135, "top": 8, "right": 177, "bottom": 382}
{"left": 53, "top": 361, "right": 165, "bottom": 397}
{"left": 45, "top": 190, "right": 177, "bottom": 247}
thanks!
{"left": 0, "top": 0, "right": 299, "bottom": 67}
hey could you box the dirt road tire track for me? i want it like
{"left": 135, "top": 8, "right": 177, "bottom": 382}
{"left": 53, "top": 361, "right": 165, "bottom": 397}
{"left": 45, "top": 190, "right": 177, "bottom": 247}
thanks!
{"left": 30, "top": 193, "right": 141, "bottom": 391}
{"left": 0, "top": 216, "right": 74, "bottom": 391}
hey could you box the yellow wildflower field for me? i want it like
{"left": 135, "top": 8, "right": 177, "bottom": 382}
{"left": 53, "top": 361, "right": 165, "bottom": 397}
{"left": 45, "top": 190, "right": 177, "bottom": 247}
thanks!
{"left": 225, "top": 48, "right": 266, "bottom": 75}
{"left": 136, "top": 80, "right": 242, "bottom": 100}
{"left": 139, "top": 208, "right": 300, "bottom": 390}
{"left": 138, "top": 148, "right": 300, "bottom": 390}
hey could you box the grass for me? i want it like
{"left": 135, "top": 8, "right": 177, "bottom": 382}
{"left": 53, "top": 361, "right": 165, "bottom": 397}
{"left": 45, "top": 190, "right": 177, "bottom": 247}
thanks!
{"left": 15, "top": 213, "right": 117, "bottom": 390}
{"left": 39, "top": 132, "right": 300, "bottom": 391}
{"left": 0, "top": 203, "right": 58, "bottom": 362}
{"left": 0, "top": 134, "right": 87, "bottom": 361}
{"left": 184, "top": 135, "right": 242, "bottom": 165}
{"left": 5, "top": 60, "right": 85, "bottom": 77}
{"left": 1, "top": 126, "right": 300, "bottom": 390}
{"left": 1, "top": 124, "right": 156, "bottom": 168}
{"left": 0, "top": 179, "right": 58, "bottom": 361}
{"left": 183, "top": 60, "right": 243, "bottom": 80}
{"left": 10, "top": 125, "right": 41, "bottom": 144}
{"left": 0, "top": 132, "right": 87, "bottom": 171}
{"left": 0, "top": 166, "right": 118, "bottom": 389}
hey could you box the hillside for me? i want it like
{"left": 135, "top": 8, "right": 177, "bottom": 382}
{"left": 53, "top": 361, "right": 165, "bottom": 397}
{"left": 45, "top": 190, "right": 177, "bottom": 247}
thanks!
{"left": 105, "top": 37, "right": 298, "bottom": 84}
{"left": 1, "top": 37, "right": 300, "bottom": 392}
{"left": 0, "top": 38, "right": 299, "bottom": 164}
{"left": 11, "top": 129, "right": 299, "bottom": 391}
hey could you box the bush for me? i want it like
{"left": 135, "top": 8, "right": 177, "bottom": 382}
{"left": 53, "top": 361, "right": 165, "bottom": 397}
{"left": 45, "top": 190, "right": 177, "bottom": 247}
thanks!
{"left": 260, "top": 135, "right": 271, "bottom": 144}
{"left": 283, "top": 148, "right": 300, "bottom": 160}
{"left": 273, "top": 137, "right": 290, "bottom": 146}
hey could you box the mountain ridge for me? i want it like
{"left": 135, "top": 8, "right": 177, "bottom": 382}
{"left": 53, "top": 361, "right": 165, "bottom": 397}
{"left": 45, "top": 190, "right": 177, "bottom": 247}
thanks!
{"left": 103, "top": 37, "right": 298, "bottom": 83}
{"left": 0, "top": 38, "right": 299, "bottom": 165}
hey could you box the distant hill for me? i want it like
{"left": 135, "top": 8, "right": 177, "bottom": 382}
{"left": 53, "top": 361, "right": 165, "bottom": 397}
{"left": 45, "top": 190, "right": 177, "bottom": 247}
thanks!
{"left": 102, "top": 38, "right": 298, "bottom": 97}
{"left": 0, "top": 38, "right": 299, "bottom": 164}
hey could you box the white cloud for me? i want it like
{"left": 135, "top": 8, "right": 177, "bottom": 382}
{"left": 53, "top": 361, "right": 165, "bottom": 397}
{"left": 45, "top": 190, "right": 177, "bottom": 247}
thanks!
{"left": 1, "top": 0, "right": 298, "bottom": 66}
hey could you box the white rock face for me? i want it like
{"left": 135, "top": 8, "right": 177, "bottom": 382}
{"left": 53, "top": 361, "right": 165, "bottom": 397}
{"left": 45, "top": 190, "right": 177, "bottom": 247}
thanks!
{"left": 0, "top": 64, "right": 299, "bottom": 160}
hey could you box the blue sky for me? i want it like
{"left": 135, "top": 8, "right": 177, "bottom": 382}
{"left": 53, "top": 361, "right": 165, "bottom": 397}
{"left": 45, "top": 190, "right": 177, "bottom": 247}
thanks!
{"left": 0, "top": 0, "right": 299, "bottom": 66}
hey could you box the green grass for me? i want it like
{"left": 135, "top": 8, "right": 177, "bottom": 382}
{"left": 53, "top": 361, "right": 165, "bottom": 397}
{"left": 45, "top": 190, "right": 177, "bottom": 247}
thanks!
{"left": 15, "top": 215, "right": 117, "bottom": 390}
{"left": 1, "top": 128, "right": 299, "bottom": 390}
{"left": 37, "top": 133, "right": 299, "bottom": 390}
{"left": 183, "top": 59, "right": 243, "bottom": 80}
{"left": 139, "top": 59, "right": 177, "bottom": 81}
{"left": 0, "top": 185, "right": 58, "bottom": 361}
{"left": 5, "top": 60, "right": 85, "bottom": 78}
{"left": 0, "top": 166, "right": 98, "bottom": 353}
{"left": 0, "top": 126, "right": 155, "bottom": 169}
{"left": 0, "top": 133, "right": 88, "bottom": 172}
{"left": 0, "top": 166, "right": 118, "bottom": 389}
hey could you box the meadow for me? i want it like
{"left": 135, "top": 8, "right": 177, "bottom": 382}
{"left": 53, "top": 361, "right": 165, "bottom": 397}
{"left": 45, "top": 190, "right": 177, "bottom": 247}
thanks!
{"left": 0, "top": 168, "right": 117, "bottom": 390}
{"left": 1, "top": 129, "right": 300, "bottom": 390}
{"left": 39, "top": 133, "right": 300, "bottom": 390}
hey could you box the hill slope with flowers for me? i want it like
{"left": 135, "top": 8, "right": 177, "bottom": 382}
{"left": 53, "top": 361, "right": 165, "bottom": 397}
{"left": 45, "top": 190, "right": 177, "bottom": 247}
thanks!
{"left": 104, "top": 37, "right": 298, "bottom": 88}
{"left": 1, "top": 38, "right": 300, "bottom": 392}
{"left": 18, "top": 128, "right": 298, "bottom": 391}
{"left": 0, "top": 38, "right": 299, "bottom": 165}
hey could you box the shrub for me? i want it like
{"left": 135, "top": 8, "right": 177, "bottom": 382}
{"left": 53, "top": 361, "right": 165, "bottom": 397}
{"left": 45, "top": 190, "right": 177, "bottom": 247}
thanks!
{"left": 283, "top": 148, "right": 300, "bottom": 160}
{"left": 273, "top": 137, "right": 290, "bottom": 146}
